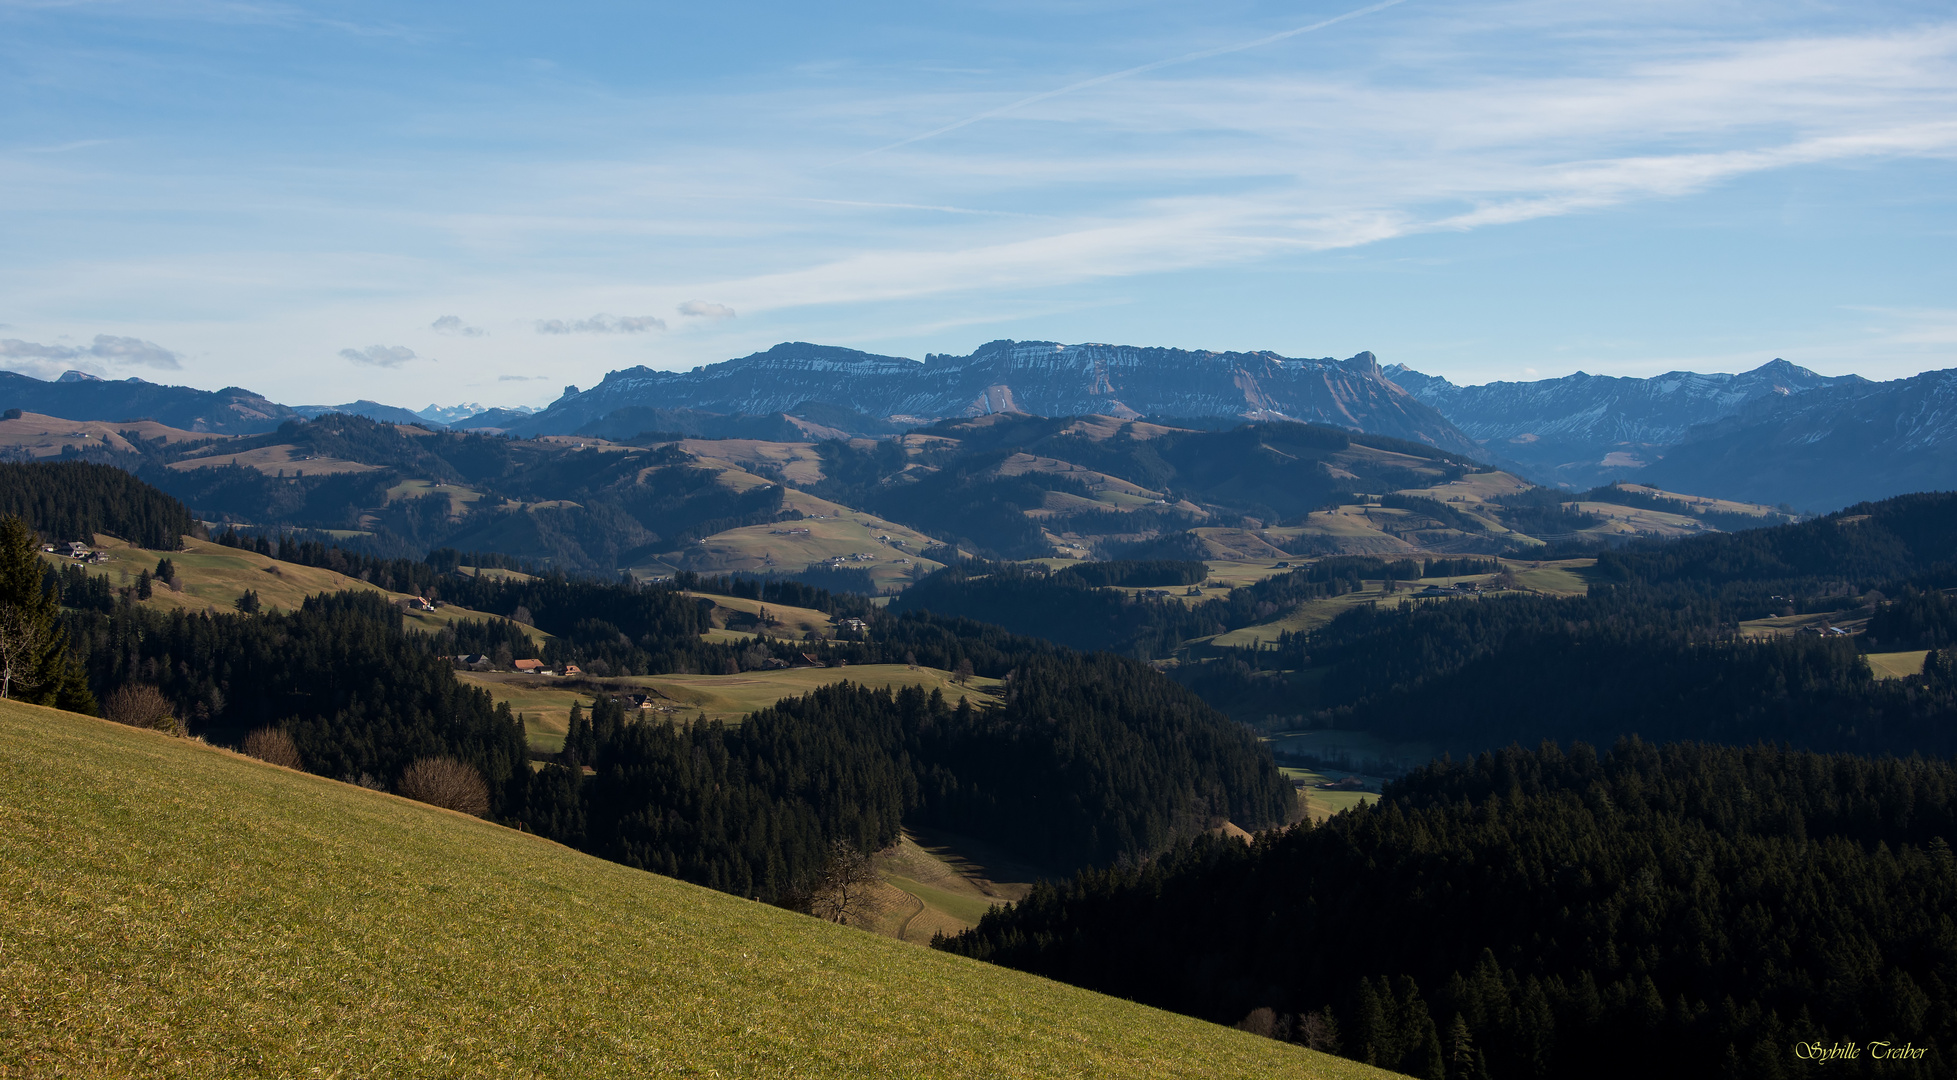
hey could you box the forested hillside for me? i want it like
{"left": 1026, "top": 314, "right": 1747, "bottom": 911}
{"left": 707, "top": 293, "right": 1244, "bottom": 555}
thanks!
{"left": 896, "top": 556, "right": 1435, "bottom": 657}
{"left": 542, "top": 657, "right": 1291, "bottom": 896}
{"left": 1173, "top": 492, "right": 1957, "bottom": 758}
{"left": 0, "top": 460, "right": 195, "bottom": 549}
{"left": 943, "top": 741, "right": 1957, "bottom": 1080}
{"left": 62, "top": 590, "right": 534, "bottom": 811}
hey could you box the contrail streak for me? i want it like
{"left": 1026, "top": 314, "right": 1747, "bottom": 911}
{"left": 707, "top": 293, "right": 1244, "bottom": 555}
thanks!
{"left": 831, "top": 0, "right": 1411, "bottom": 165}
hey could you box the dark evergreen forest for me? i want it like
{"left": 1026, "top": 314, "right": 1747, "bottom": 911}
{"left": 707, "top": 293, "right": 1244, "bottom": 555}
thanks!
{"left": 0, "top": 460, "right": 194, "bottom": 549}
{"left": 536, "top": 656, "right": 1292, "bottom": 896}
{"left": 942, "top": 740, "right": 1957, "bottom": 1080}
{"left": 61, "top": 591, "right": 533, "bottom": 812}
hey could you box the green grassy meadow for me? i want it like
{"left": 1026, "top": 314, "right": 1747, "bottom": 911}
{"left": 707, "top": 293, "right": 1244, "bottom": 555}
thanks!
{"left": 1280, "top": 766, "right": 1384, "bottom": 822}
{"left": 867, "top": 829, "right": 1049, "bottom": 945}
{"left": 0, "top": 702, "right": 1397, "bottom": 1079}
{"left": 53, "top": 534, "right": 547, "bottom": 644}
{"left": 1867, "top": 650, "right": 1931, "bottom": 680}
{"left": 692, "top": 590, "right": 835, "bottom": 637}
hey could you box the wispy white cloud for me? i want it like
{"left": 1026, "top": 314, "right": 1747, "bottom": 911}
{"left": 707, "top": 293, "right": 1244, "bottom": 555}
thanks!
{"left": 694, "top": 23, "right": 1957, "bottom": 316}
{"left": 339, "top": 344, "right": 420, "bottom": 367}
{"left": 832, "top": 0, "right": 1413, "bottom": 163}
{"left": 0, "top": 333, "right": 181, "bottom": 369}
{"left": 677, "top": 300, "right": 735, "bottom": 319}
{"left": 535, "top": 314, "right": 666, "bottom": 334}
{"left": 430, "top": 314, "right": 485, "bottom": 337}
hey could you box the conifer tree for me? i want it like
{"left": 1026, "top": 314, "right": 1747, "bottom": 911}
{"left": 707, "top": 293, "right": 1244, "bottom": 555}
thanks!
{"left": 0, "top": 516, "right": 94, "bottom": 713}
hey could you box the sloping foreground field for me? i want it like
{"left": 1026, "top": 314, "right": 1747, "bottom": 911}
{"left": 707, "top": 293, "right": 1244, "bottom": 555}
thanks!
{"left": 0, "top": 703, "right": 1396, "bottom": 1079}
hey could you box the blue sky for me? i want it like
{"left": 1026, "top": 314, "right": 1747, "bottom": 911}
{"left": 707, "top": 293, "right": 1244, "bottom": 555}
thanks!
{"left": 2, "top": 0, "right": 1953, "bottom": 409}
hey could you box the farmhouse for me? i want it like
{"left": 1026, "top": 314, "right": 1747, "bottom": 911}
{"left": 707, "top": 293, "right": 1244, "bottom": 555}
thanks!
{"left": 512, "top": 659, "right": 547, "bottom": 674}
{"left": 63, "top": 541, "right": 90, "bottom": 558}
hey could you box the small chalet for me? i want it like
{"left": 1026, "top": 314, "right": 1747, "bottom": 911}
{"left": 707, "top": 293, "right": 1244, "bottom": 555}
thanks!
{"left": 63, "top": 541, "right": 90, "bottom": 558}
{"left": 560, "top": 664, "right": 583, "bottom": 677}
{"left": 454, "top": 654, "right": 490, "bottom": 670}
{"left": 837, "top": 617, "right": 868, "bottom": 633}
{"left": 797, "top": 653, "right": 826, "bottom": 669}
{"left": 513, "top": 658, "right": 547, "bottom": 674}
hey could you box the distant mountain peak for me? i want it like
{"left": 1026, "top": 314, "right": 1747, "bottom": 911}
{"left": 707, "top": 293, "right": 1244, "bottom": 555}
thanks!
{"left": 1388, "top": 358, "right": 1873, "bottom": 491}
{"left": 505, "top": 338, "right": 1483, "bottom": 454}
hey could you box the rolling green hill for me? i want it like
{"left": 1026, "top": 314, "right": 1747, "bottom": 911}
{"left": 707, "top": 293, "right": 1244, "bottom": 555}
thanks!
{"left": 0, "top": 700, "right": 1396, "bottom": 1079}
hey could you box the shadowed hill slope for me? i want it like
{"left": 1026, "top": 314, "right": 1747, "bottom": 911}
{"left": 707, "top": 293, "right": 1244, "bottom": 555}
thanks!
{"left": 0, "top": 701, "right": 1397, "bottom": 1079}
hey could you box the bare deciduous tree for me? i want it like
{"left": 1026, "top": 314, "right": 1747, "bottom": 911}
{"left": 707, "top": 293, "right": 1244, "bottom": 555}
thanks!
{"left": 0, "top": 602, "right": 48, "bottom": 700}
{"left": 103, "top": 684, "right": 180, "bottom": 734}
{"left": 806, "top": 839, "right": 880, "bottom": 927}
{"left": 397, "top": 756, "right": 490, "bottom": 817}
{"left": 242, "top": 726, "right": 304, "bottom": 769}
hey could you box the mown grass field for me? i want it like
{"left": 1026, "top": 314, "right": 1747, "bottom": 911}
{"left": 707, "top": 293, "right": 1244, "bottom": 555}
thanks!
{"left": 384, "top": 477, "right": 485, "bottom": 517}
{"left": 691, "top": 590, "right": 835, "bottom": 637}
{"left": 51, "top": 534, "right": 390, "bottom": 615}
{"left": 166, "top": 442, "right": 381, "bottom": 476}
{"left": 1867, "top": 650, "right": 1931, "bottom": 680}
{"left": 1280, "top": 766, "right": 1384, "bottom": 822}
{"left": 867, "top": 828, "right": 1050, "bottom": 945}
{"left": 0, "top": 702, "right": 1397, "bottom": 1079}
{"left": 0, "top": 412, "right": 218, "bottom": 457}
{"left": 461, "top": 663, "right": 1005, "bottom": 753}
{"left": 652, "top": 495, "right": 944, "bottom": 592}
{"left": 1505, "top": 558, "right": 1596, "bottom": 596}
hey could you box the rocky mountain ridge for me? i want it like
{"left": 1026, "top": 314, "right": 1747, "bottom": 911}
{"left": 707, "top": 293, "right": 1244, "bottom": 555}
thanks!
{"left": 1384, "top": 359, "right": 1858, "bottom": 488}
{"left": 511, "top": 340, "right": 1483, "bottom": 455}
{"left": 1387, "top": 358, "right": 1957, "bottom": 511}
{"left": 1639, "top": 367, "right": 1957, "bottom": 511}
